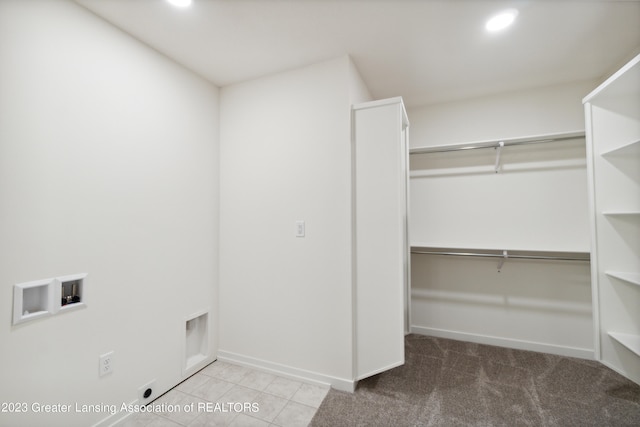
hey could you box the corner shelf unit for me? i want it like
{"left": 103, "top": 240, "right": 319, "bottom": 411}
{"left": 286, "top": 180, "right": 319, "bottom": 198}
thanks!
{"left": 584, "top": 53, "right": 640, "bottom": 385}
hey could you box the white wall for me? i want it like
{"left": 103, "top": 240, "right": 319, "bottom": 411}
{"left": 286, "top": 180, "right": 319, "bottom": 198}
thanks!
{"left": 408, "top": 81, "right": 597, "bottom": 357}
{"left": 0, "top": 1, "right": 219, "bottom": 426}
{"left": 409, "top": 80, "right": 596, "bottom": 147}
{"left": 219, "top": 56, "right": 371, "bottom": 389}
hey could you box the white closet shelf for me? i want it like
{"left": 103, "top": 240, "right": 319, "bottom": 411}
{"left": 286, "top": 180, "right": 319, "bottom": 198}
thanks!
{"left": 603, "top": 211, "right": 640, "bottom": 217}
{"left": 609, "top": 332, "right": 640, "bottom": 357}
{"left": 601, "top": 139, "right": 640, "bottom": 157}
{"left": 410, "top": 130, "right": 585, "bottom": 154}
{"left": 605, "top": 271, "right": 640, "bottom": 287}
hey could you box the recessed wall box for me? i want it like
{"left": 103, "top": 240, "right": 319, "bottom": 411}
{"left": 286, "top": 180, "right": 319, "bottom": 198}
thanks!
{"left": 13, "top": 278, "right": 54, "bottom": 325}
{"left": 57, "top": 273, "right": 87, "bottom": 313}
{"left": 183, "top": 309, "right": 209, "bottom": 376}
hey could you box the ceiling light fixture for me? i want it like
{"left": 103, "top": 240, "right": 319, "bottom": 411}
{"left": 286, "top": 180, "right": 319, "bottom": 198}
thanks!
{"left": 167, "top": 0, "right": 192, "bottom": 8}
{"left": 485, "top": 9, "right": 518, "bottom": 33}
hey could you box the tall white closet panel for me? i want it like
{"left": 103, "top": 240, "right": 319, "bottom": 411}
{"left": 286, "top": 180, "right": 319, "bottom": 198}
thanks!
{"left": 584, "top": 53, "right": 640, "bottom": 385}
{"left": 352, "top": 97, "right": 409, "bottom": 381}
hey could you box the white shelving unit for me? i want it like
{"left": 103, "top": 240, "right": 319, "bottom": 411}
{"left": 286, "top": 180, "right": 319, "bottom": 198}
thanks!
{"left": 584, "top": 53, "right": 640, "bottom": 384}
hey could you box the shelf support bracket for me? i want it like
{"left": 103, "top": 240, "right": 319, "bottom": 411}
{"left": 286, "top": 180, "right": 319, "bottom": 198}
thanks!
{"left": 494, "top": 141, "right": 504, "bottom": 173}
{"left": 497, "top": 250, "right": 508, "bottom": 272}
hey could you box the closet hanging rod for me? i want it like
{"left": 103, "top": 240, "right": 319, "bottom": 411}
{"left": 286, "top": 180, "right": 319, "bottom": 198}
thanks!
{"left": 410, "top": 130, "right": 585, "bottom": 155}
{"left": 410, "top": 247, "right": 590, "bottom": 262}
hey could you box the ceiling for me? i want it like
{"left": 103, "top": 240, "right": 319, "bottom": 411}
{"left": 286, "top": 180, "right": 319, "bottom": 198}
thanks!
{"left": 75, "top": 0, "right": 640, "bottom": 107}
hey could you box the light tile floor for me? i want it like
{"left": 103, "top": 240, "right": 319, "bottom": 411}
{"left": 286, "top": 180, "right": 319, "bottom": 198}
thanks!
{"left": 116, "top": 361, "right": 329, "bottom": 427}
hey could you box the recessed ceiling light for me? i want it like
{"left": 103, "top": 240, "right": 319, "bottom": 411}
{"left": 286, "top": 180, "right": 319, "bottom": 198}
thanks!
{"left": 485, "top": 9, "right": 518, "bottom": 33}
{"left": 167, "top": 0, "right": 192, "bottom": 8}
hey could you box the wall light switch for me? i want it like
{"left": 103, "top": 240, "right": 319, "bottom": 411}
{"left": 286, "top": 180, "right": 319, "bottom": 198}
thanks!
{"left": 296, "top": 220, "right": 305, "bottom": 237}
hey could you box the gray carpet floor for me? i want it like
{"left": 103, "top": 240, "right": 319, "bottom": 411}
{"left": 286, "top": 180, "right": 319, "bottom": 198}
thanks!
{"left": 310, "top": 334, "right": 640, "bottom": 426}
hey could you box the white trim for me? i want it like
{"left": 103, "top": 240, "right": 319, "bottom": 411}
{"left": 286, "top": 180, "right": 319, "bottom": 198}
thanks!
{"left": 352, "top": 96, "right": 404, "bottom": 110}
{"left": 217, "top": 350, "right": 355, "bottom": 392}
{"left": 91, "top": 399, "right": 135, "bottom": 427}
{"left": 583, "top": 101, "right": 602, "bottom": 360}
{"left": 410, "top": 325, "right": 595, "bottom": 360}
{"left": 352, "top": 97, "right": 409, "bottom": 127}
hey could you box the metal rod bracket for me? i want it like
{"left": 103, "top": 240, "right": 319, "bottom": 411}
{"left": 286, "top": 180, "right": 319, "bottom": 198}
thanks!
{"left": 494, "top": 141, "right": 504, "bottom": 173}
{"left": 497, "top": 250, "right": 508, "bottom": 272}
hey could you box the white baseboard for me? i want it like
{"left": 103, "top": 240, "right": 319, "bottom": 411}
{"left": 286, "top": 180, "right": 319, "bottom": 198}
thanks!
{"left": 410, "top": 325, "right": 595, "bottom": 360}
{"left": 94, "top": 354, "right": 215, "bottom": 427}
{"left": 91, "top": 400, "right": 135, "bottom": 427}
{"left": 217, "top": 350, "right": 355, "bottom": 392}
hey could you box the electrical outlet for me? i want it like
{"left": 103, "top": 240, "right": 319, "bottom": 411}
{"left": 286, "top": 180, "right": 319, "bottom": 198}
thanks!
{"left": 99, "top": 351, "right": 114, "bottom": 377}
{"left": 296, "top": 220, "right": 305, "bottom": 237}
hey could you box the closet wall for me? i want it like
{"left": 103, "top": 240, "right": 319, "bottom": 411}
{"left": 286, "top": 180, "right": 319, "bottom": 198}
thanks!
{"left": 408, "top": 80, "right": 597, "bottom": 357}
{"left": 219, "top": 56, "right": 372, "bottom": 390}
{"left": 0, "top": 2, "right": 220, "bottom": 426}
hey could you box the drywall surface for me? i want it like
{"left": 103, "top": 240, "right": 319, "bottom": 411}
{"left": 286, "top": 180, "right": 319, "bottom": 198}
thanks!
{"left": 219, "top": 56, "right": 370, "bottom": 388}
{"left": 411, "top": 255, "right": 593, "bottom": 357}
{"left": 409, "top": 81, "right": 595, "bottom": 251}
{"left": 407, "top": 81, "right": 595, "bottom": 357}
{"left": 0, "top": 1, "right": 219, "bottom": 426}
{"left": 409, "top": 80, "right": 597, "bottom": 147}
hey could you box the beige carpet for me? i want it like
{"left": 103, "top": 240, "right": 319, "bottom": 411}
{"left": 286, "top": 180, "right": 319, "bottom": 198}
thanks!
{"left": 310, "top": 334, "right": 640, "bottom": 426}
